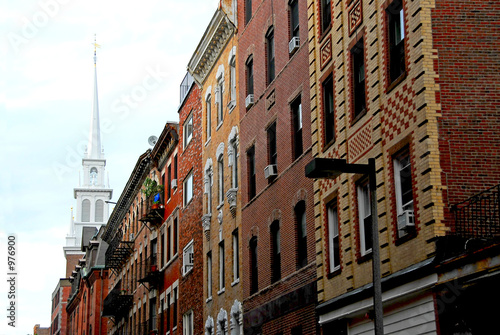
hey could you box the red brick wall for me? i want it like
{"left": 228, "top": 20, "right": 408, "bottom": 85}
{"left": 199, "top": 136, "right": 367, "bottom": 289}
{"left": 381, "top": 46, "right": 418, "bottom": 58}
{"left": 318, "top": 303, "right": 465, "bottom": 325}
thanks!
{"left": 432, "top": 0, "right": 500, "bottom": 222}
{"left": 178, "top": 83, "right": 205, "bottom": 334}
{"left": 237, "top": 0, "right": 317, "bottom": 332}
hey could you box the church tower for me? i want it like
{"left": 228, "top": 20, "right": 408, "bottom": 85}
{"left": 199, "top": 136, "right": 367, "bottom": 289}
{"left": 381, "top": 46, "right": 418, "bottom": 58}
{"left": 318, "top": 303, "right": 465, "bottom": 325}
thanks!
{"left": 64, "top": 38, "right": 113, "bottom": 274}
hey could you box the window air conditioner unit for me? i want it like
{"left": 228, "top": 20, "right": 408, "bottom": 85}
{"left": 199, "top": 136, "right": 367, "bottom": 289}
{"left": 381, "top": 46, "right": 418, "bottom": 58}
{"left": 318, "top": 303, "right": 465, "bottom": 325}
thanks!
{"left": 289, "top": 36, "right": 300, "bottom": 54}
{"left": 188, "top": 252, "right": 194, "bottom": 265}
{"left": 264, "top": 164, "right": 278, "bottom": 179}
{"left": 397, "top": 210, "right": 415, "bottom": 231}
{"left": 171, "top": 179, "right": 178, "bottom": 190}
{"left": 245, "top": 94, "right": 255, "bottom": 108}
{"left": 129, "top": 233, "right": 134, "bottom": 240}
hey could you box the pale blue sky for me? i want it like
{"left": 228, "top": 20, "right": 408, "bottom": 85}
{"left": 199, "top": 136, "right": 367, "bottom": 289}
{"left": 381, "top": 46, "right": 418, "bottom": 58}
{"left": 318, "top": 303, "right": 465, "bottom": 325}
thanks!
{"left": 1, "top": 0, "right": 218, "bottom": 333}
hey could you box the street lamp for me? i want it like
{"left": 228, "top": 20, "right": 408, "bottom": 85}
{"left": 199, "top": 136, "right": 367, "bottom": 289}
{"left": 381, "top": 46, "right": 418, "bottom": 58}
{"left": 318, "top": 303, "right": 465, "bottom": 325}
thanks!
{"left": 305, "top": 158, "right": 384, "bottom": 335}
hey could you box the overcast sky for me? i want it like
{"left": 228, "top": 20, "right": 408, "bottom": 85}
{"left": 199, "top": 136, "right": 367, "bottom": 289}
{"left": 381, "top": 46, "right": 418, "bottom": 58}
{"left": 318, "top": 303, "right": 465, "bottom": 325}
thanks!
{"left": 0, "top": 0, "right": 218, "bottom": 333}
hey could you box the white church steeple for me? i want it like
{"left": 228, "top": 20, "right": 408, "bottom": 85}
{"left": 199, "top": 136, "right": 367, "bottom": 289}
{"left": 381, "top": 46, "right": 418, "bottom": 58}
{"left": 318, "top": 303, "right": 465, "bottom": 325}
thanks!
{"left": 65, "top": 36, "right": 113, "bottom": 255}
{"left": 86, "top": 36, "right": 103, "bottom": 160}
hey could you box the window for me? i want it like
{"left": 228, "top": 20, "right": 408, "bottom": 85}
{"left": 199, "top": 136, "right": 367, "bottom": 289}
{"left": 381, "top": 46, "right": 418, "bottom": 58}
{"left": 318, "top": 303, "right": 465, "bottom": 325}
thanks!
{"left": 183, "top": 310, "right": 193, "bottom": 335}
{"left": 267, "top": 122, "right": 277, "bottom": 167}
{"left": 246, "top": 57, "right": 254, "bottom": 96}
{"left": 291, "top": 96, "right": 303, "bottom": 159}
{"left": 183, "top": 240, "right": 194, "bottom": 275}
{"left": 207, "top": 251, "right": 212, "bottom": 299}
{"left": 184, "top": 171, "right": 193, "bottom": 206}
{"left": 271, "top": 221, "right": 281, "bottom": 283}
{"left": 296, "top": 201, "right": 308, "bottom": 268}
{"left": 82, "top": 199, "right": 90, "bottom": 222}
{"left": 393, "top": 149, "right": 414, "bottom": 238}
{"left": 90, "top": 167, "right": 98, "bottom": 186}
{"left": 327, "top": 200, "right": 340, "bottom": 272}
{"left": 173, "top": 287, "right": 178, "bottom": 327}
{"left": 168, "top": 164, "right": 172, "bottom": 199}
{"left": 219, "top": 241, "right": 225, "bottom": 292}
{"left": 174, "top": 155, "right": 178, "bottom": 180}
{"left": 232, "top": 229, "right": 239, "bottom": 283}
{"left": 206, "top": 95, "right": 212, "bottom": 140}
{"left": 250, "top": 237, "right": 258, "bottom": 294}
{"left": 217, "top": 78, "right": 224, "bottom": 125}
{"left": 245, "top": 0, "right": 252, "bottom": 24}
{"left": 266, "top": 28, "right": 275, "bottom": 84}
{"left": 166, "top": 293, "right": 171, "bottom": 331}
{"left": 206, "top": 166, "right": 213, "bottom": 214}
{"left": 290, "top": 0, "right": 300, "bottom": 38}
{"left": 95, "top": 199, "right": 104, "bottom": 222}
{"left": 291, "top": 325, "right": 303, "bottom": 335}
{"left": 387, "top": 0, "right": 406, "bottom": 84}
{"left": 218, "top": 155, "right": 224, "bottom": 205}
{"left": 167, "top": 225, "right": 172, "bottom": 262}
{"left": 231, "top": 140, "right": 238, "bottom": 188}
{"left": 247, "top": 146, "right": 256, "bottom": 200}
{"left": 229, "top": 56, "right": 236, "bottom": 106}
{"left": 323, "top": 74, "right": 334, "bottom": 145}
{"left": 357, "top": 181, "right": 372, "bottom": 256}
{"left": 184, "top": 114, "right": 193, "bottom": 147}
{"left": 320, "top": 0, "right": 332, "bottom": 34}
{"left": 160, "top": 230, "right": 165, "bottom": 266}
{"left": 173, "top": 217, "right": 178, "bottom": 256}
{"left": 352, "top": 40, "right": 366, "bottom": 119}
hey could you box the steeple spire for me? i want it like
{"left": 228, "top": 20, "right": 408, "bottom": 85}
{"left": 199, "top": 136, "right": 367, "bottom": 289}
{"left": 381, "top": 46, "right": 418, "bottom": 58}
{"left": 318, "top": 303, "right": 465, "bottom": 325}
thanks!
{"left": 87, "top": 35, "right": 103, "bottom": 159}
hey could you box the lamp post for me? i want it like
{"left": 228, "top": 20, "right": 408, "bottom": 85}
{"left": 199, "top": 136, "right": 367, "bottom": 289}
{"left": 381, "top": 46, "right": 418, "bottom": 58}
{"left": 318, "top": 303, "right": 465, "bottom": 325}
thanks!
{"left": 305, "top": 158, "right": 384, "bottom": 335}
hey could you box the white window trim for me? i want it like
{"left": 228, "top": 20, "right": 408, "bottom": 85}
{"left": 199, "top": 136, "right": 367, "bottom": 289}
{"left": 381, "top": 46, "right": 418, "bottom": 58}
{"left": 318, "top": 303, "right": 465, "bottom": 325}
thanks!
{"left": 184, "top": 114, "right": 193, "bottom": 147}
{"left": 183, "top": 240, "right": 194, "bottom": 276}
{"left": 327, "top": 203, "right": 340, "bottom": 272}
{"left": 183, "top": 309, "right": 194, "bottom": 335}
{"left": 184, "top": 171, "right": 194, "bottom": 206}
{"left": 357, "top": 183, "right": 372, "bottom": 256}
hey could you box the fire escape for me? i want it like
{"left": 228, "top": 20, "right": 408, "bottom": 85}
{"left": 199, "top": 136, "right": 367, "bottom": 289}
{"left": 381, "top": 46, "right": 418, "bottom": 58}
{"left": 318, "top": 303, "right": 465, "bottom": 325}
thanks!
{"left": 139, "top": 192, "right": 165, "bottom": 228}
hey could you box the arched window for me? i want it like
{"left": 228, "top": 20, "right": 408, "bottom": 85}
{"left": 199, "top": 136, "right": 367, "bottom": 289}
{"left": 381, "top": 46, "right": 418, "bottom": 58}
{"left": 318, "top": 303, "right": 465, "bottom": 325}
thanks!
{"left": 95, "top": 199, "right": 104, "bottom": 222}
{"left": 82, "top": 199, "right": 91, "bottom": 222}
{"left": 90, "top": 167, "right": 98, "bottom": 186}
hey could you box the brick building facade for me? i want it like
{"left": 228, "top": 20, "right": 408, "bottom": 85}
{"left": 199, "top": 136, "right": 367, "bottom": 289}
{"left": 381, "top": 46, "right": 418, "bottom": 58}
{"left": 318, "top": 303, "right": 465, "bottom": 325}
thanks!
{"left": 177, "top": 73, "right": 205, "bottom": 335}
{"left": 236, "top": 0, "right": 317, "bottom": 334}
{"left": 307, "top": 0, "right": 500, "bottom": 333}
{"left": 188, "top": 3, "right": 244, "bottom": 334}
{"left": 50, "top": 279, "right": 71, "bottom": 335}
{"left": 66, "top": 227, "right": 109, "bottom": 335}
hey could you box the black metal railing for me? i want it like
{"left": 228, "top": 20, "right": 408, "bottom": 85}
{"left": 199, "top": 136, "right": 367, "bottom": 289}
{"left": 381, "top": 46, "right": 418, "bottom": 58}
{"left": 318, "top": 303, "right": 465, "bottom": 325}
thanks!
{"left": 102, "top": 280, "right": 134, "bottom": 319}
{"left": 451, "top": 184, "right": 500, "bottom": 239}
{"left": 138, "top": 254, "right": 160, "bottom": 283}
{"left": 139, "top": 193, "right": 164, "bottom": 225}
{"left": 105, "top": 230, "right": 134, "bottom": 270}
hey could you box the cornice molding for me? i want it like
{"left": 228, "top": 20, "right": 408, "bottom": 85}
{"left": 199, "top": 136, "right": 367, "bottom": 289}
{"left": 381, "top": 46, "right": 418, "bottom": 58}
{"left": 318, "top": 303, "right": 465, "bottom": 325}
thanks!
{"left": 187, "top": 9, "right": 235, "bottom": 85}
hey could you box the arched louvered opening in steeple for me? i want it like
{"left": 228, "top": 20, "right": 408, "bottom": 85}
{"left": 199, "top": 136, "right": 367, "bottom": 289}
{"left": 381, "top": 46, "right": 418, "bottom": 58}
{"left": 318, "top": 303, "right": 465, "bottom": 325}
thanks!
{"left": 82, "top": 199, "right": 91, "bottom": 222}
{"left": 95, "top": 199, "right": 104, "bottom": 222}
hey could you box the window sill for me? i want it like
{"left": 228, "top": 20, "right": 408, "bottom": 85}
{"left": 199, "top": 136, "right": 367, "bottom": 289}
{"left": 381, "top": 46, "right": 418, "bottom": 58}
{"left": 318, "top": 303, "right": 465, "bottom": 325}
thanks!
{"left": 351, "top": 108, "right": 367, "bottom": 127}
{"left": 319, "top": 24, "right": 333, "bottom": 44}
{"left": 205, "top": 137, "right": 211, "bottom": 147}
{"left": 228, "top": 100, "right": 236, "bottom": 113}
{"left": 386, "top": 72, "right": 407, "bottom": 94}
{"left": 206, "top": 296, "right": 212, "bottom": 303}
{"left": 216, "top": 122, "right": 223, "bottom": 132}
{"left": 326, "top": 267, "right": 341, "bottom": 280}
{"left": 357, "top": 250, "right": 373, "bottom": 264}
{"left": 217, "top": 288, "right": 225, "bottom": 296}
{"left": 231, "top": 278, "right": 240, "bottom": 287}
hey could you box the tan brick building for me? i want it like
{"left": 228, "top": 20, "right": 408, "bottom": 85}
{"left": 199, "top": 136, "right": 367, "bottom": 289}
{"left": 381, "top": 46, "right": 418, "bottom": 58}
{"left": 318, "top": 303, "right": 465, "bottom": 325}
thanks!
{"left": 308, "top": 0, "right": 500, "bottom": 333}
{"left": 188, "top": 3, "right": 243, "bottom": 335}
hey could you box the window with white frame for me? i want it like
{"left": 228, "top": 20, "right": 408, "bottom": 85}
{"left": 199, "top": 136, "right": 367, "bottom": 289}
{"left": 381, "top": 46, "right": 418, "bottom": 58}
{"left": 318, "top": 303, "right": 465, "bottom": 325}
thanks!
{"left": 393, "top": 149, "right": 414, "bottom": 237}
{"left": 229, "top": 53, "right": 236, "bottom": 108}
{"left": 207, "top": 251, "right": 212, "bottom": 300}
{"left": 219, "top": 241, "right": 225, "bottom": 292}
{"left": 327, "top": 200, "right": 340, "bottom": 272}
{"left": 183, "top": 310, "right": 194, "bottom": 335}
{"left": 218, "top": 155, "right": 224, "bottom": 205}
{"left": 357, "top": 181, "right": 373, "bottom": 256}
{"left": 232, "top": 229, "right": 239, "bottom": 283}
{"left": 183, "top": 240, "right": 194, "bottom": 275}
{"left": 206, "top": 94, "right": 212, "bottom": 140}
{"left": 184, "top": 113, "right": 193, "bottom": 147}
{"left": 184, "top": 171, "right": 193, "bottom": 206}
{"left": 216, "top": 73, "right": 224, "bottom": 125}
